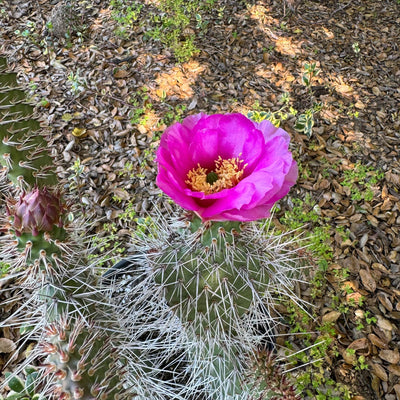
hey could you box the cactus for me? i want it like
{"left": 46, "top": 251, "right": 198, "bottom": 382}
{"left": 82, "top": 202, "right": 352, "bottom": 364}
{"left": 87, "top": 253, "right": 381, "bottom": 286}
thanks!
{"left": 0, "top": 56, "right": 306, "bottom": 400}
{"left": 124, "top": 111, "right": 305, "bottom": 399}
{"left": 0, "top": 58, "right": 56, "bottom": 189}
{"left": 0, "top": 57, "right": 134, "bottom": 400}
{"left": 125, "top": 211, "right": 307, "bottom": 399}
{"left": 0, "top": 56, "right": 200, "bottom": 400}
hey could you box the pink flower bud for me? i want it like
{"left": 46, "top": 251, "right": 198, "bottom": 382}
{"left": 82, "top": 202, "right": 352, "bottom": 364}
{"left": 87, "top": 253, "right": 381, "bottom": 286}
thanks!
{"left": 7, "top": 187, "right": 66, "bottom": 236}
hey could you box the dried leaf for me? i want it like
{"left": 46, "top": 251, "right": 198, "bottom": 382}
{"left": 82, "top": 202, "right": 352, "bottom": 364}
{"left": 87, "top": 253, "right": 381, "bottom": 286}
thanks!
{"left": 0, "top": 338, "right": 16, "bottom": 353}
{"left": 379, "top": 349, "right": 400, "bottom": 364}
{"left": 322, "top": 310, "right": 341, "bottom": 324}
{"left": 113, "top": 69, "right": 130, "bottom": 78}
{"left": 368, "top": 333, "right": 388, "bottom": 349}
{"left": 71, "top": 127, "right": 87, "bottom": 138}
{"left": 371, "top": 363, "right": 388, "bottom": 381}
{"left": 359, "top": 269, "right": 376, "bottom": 292}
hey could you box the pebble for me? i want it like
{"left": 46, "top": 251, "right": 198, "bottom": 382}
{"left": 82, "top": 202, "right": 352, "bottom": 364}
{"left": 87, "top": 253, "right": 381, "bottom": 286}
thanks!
{"left": 63, "top": 151, "right": 71, "bottom": 162}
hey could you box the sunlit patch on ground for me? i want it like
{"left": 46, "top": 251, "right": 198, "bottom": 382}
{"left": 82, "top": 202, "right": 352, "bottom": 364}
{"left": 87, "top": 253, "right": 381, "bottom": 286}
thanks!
{"left": 154, "top": 60, "right": 205, "bottom": 100}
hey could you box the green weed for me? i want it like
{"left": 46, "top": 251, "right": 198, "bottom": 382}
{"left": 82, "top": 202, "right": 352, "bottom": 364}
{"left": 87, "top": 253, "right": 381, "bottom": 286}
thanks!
{"left": 2, "top": 366, "right": 46, "bottom": 400}
{"left": 110, "top": 0, "right": 143, "bottom": 37}
{"left": 0, "top": 262, "right": 9, "bottom": 278}
{"left": 341, "top": 162, "right": 384, "bottom": 202}
{"left": 110, "top": 0, "right": 215, "bottom": 62}
{"left": 283, "top": 302, "right": 353, "bottom": 400}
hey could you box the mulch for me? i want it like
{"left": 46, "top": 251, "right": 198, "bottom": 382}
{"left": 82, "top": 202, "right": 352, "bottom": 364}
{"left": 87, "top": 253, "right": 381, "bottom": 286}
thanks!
{"left": 0, "top": 0, "right": 400, "bottom": 399}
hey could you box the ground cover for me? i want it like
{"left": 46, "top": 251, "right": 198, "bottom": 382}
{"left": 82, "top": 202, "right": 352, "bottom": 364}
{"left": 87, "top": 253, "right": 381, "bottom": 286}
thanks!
{"left": 0, "top": 0, "right": 399, "bottom": 399}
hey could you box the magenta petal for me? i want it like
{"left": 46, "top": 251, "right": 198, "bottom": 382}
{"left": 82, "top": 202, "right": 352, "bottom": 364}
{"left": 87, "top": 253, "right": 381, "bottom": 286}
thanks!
{"left": 156, "top": 113, "right": 298, "bottom": 222}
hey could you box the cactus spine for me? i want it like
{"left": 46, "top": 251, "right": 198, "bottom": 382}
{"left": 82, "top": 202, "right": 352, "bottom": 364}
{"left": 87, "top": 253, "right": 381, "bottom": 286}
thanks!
{"left": 0, "top": 59, "right": 56, "bottom": 188}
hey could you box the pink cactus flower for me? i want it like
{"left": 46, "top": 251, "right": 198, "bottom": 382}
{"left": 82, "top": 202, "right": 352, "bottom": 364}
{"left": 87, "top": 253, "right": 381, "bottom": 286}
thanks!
{"left": 156, "top": 113, "right": 298, "bottom": 222}
{"left": 7, "top": 187, "right": 65, "bottom": 236}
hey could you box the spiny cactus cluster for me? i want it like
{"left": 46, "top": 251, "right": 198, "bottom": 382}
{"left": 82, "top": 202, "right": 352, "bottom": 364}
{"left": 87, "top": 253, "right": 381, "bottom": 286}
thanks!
{"left": 124, "top": 212, "right": 307, "bottom": 399}
{"left": 0, "top": 56, "right": 133, "bottom": 400}
{"left": 1, "top": 55, "right": 306, "bottom": 400}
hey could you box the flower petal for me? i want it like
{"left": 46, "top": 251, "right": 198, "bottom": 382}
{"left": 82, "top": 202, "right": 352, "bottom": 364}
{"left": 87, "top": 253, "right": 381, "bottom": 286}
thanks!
{"left": 156, "top": 113, "right": 298, "bottom": 222}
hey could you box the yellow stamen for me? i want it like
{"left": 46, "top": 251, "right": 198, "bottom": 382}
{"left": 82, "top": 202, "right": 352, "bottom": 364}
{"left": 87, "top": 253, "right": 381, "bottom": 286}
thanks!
{"left": 186, "top": 156, "right": 247, "bottom": 194}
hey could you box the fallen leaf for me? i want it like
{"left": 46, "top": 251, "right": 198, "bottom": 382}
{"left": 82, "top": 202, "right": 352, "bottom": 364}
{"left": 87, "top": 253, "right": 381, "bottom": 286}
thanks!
{"left": 113, "top": 69, "right": 130, "bottom": 78}
{"left": 371, "top": 363, "right": 388, "bottom": 381}
{"left": 322, "top": 310, "right": 341, "bottom": 324}
{"left": 71, "top": 127, "right": 87, "bottom": 138}
{"left": 359, "top": 269, "right": 376, "bottom": 292}
{"left": 379, "top": 349, "right": 400, "bottom": 364}
{"left": 0, "top": 338, "right": 16, "bottom": 353}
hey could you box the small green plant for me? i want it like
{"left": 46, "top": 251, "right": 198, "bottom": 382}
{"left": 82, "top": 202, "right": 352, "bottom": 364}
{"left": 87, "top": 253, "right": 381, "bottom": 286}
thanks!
{"left": 341, "top": 162, "right": 384, "bottom": 202}
{"left": 110, "top": 0, "right": 214, "bottom": 61}
{"left": 278, "top": 193, "right": 333, "bottom": 264}
{"left": 0, "top": 261, "right": 9, "bottom": 278}
{"left": 302, "top": 62, "right": 320, "bottom": 94}
{"left": 352, "top": 42, "right": 360, "bottom": 55}
{"left": 247, "top": 93, "right": 297, "bottom": 127}
{"left": 355, "top": 355, "right": 369, "bottom": 371}
{"left": 110, "top": 0, "right": 143, "bottom": 37}
{"left": 295, "top": 102, "right": 323, "bottom": 139}
{"left": 283, "top": 303, "right": 353, "bottom": 400}
{"left": 2, "top": 366, "right": 46, "bottom": 400}
{"left": 14, "top": 21, "right": 45, "bottom": 47}
{"left": 118, "top": 161, "right": 136, "bottom": 179}
{"left": 364, "top": 311, "right": 377, "bottom": 325}
{"left": 160, "top": 103, "right": 187, "bottom": 127}
{"left": 67, "top": 70, "right": 85, "bottom": 95}
{"left": 67, "top": 157, "right": 86, "bottom": 192}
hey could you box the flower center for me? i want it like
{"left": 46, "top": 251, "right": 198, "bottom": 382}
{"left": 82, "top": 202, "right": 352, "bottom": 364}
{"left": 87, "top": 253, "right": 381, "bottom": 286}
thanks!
{"left": 186, "top": 156, "right": 246, "bottom": 194}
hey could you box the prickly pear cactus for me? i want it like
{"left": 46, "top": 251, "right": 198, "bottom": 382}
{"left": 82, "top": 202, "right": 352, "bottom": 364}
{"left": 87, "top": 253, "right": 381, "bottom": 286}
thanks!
{"left": 5, "top": 186, "right": 68, "bottom": 264}
{"left": 42, "top": 317, "right": 127, "bottom": 400}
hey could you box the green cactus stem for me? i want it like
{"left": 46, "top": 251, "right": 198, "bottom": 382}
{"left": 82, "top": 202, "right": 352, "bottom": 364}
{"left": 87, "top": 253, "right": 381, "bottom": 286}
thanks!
{"left": 0, "top": 57, "right": 57, "bottom": 188}
{"left": 151, "top": 215, "right": 303, "bottom": 340}
{"left": 0, "top": 57, "right": 138, "bottom": 400}
{"left": 42, "top": 316, "right": 128, "bottom": 400}
{"left": 126, "top": 211, "right": 308, "bottom": 399}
